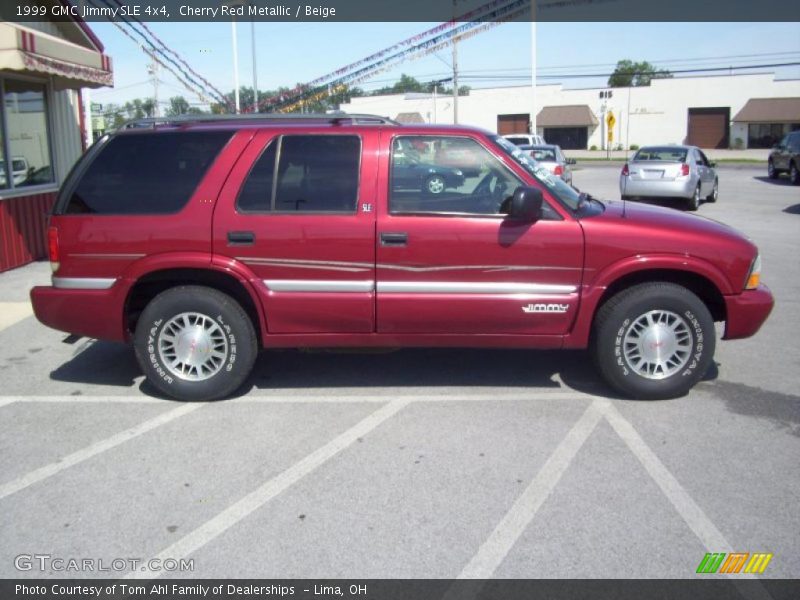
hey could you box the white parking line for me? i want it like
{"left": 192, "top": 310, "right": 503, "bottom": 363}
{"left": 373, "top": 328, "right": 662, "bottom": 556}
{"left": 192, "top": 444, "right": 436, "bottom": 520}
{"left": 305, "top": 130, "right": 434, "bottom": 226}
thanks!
{"left": 456, "top": 398, "right": 607, "bottom": 579}
{"left": 125, "top": 399, "right": 410, "bottom": 579}
{"left": 0, "top": 390, "right": 600, "bottom": 405}
{"left": 0, "top": 302, "right": 32, "bottom": 332}
{"left": 0, "top": 403, "right": 202, "bottom": 500}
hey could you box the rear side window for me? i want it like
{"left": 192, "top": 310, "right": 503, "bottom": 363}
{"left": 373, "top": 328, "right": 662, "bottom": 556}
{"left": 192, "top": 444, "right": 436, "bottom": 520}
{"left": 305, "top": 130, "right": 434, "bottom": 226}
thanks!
{"left": 237, "top": 135, "right": 360, "bottom": 213}
{"left": 65, "top": 131, "right": 232, "bottom": 214}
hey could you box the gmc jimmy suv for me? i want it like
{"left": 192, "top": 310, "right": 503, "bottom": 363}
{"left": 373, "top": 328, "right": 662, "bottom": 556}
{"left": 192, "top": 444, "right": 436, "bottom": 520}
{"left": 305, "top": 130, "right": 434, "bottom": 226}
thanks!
{"left": 31, "top": 113, "right": 774, "bottom": 401}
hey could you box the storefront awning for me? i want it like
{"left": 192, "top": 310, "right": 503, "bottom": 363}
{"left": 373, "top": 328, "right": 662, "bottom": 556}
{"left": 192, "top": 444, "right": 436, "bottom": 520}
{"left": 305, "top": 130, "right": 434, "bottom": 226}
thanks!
{"left": 0, "top": 23, "right": 112, "bottom": 89}
{"left": 732, "top": 98, "right": 800, "bottom": 123}
{"left": 536, "top": 105, "right": 599, "bottom": 128}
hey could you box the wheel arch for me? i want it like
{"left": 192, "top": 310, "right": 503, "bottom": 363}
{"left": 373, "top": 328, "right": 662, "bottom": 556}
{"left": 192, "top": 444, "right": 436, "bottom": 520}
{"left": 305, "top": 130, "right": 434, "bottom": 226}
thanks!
{"left": 124, "top": 266, "right": 266, "bottom": 345}
{"left": 564, "top": 263, "right": 728, "bottom": 349}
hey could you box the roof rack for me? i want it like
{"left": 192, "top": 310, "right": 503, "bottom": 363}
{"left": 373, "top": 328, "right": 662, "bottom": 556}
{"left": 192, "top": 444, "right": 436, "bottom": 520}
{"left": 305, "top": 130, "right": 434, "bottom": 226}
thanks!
{"left": 120, "top": 113, "right": 399, "bottom": 129}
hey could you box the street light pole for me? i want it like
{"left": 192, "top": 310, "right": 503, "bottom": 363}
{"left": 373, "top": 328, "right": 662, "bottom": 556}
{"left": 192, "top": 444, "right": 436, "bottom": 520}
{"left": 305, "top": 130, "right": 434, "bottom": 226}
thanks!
{"left": 231, "top": 19, "right": 240, "bottom": 113}
{"left": 530, "top": 5, "right": 536, "bottom": 135}
{"left": 251, "top": 20, "right": 258, "bottom": 112}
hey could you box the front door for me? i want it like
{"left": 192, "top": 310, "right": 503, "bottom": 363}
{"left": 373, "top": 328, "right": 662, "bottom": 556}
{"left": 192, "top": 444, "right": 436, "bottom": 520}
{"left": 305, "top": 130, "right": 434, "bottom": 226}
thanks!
{"left": 376, "top": 134, "right": 583, "bottom": 336}
{"left": 213, "top": 129, "right": 378, "bottom": 333}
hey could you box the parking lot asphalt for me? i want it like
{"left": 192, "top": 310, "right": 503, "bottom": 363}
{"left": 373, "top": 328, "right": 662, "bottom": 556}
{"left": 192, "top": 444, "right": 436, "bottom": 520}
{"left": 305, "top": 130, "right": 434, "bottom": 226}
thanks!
{"left": 0, "top": 165, "right": 798, "bottom": 582}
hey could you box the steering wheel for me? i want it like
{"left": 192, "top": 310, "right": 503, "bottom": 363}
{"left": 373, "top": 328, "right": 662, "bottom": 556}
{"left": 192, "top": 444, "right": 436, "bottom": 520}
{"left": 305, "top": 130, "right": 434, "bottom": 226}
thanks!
{"left": 473, "top": 171, "right": 509, "bottom": 213}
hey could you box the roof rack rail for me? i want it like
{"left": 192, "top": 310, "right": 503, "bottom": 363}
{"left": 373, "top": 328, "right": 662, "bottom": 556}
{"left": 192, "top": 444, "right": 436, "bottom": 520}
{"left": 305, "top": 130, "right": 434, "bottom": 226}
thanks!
{"left": 120, "top": 113, "right": 400, "bottom": 129}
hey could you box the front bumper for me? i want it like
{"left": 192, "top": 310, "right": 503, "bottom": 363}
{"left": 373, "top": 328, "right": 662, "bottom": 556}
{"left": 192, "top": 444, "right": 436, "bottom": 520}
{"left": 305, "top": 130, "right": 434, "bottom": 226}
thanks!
{"left": 30, "top": 283, "right": 128, "bottom": 342}
{"left": 620, "top": 176, "right": 695, "bottom": 199}
{"left": 723, "top": 284, "right": 774, "bottom": 340}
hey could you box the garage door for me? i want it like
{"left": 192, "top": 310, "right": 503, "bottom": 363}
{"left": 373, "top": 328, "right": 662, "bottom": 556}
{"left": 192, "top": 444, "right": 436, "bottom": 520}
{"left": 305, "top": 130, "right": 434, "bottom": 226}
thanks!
{"left": 687, "top": 108, "right": 730, "bottom": 149}
{"left": 497, "top": 114, "right": 530, "bottom": 135}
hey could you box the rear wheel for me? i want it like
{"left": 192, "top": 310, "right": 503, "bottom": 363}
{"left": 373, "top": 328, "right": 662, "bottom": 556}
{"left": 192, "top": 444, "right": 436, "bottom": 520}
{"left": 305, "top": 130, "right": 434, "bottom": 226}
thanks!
{"left": 791, "top": 161, "right": 800, "bottom": 185}
{"left": 134, "top": 285, "right": 257, "bottom": 401}
{"left": 424, "top": 175, "right": 446, "bottom": 195}
{"left": 687, "top": 184, "right": 701, "bottom": 211}
{"left": 706, "top": 178, "right": 718, "bottom": 202}
{"left": 593, "top": 282, "right": 715, "bottom": 400}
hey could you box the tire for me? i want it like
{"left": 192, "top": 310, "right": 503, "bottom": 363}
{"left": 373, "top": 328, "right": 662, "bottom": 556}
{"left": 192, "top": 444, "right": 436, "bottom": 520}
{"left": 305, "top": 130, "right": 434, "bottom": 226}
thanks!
{"left": 767, "top": 159, "right": 778, "bottom": 179}
{"left": 593, "top": 282, "right": 715, "bottom": 400}
{"left": 687, "top": 184, "right": 701, "bottom": 211}
{"left": 134, "top": 285, "right": 257, "bottom": 401}
{"left": 706, "top": 178, "right": 718, "bottom": 202}
{"left": 424, "top": 174, "right": 446, "bottom": 195}
{"left": 791, "top": 161, "right": 800, "bottom": 185}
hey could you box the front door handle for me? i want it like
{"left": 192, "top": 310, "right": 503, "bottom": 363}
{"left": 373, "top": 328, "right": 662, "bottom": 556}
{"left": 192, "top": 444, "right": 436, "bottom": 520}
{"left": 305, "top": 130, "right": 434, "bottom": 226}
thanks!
{"left": 380, "top": 232, "right": 408, "bottom": 247}
{"left": 227, "top": 231, "right": 255, "bottom": 246}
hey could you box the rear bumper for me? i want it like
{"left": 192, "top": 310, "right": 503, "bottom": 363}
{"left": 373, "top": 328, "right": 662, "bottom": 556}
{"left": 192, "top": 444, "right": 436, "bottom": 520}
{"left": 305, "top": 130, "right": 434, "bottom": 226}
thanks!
{"left": 30, "top": 283, "right": 128, "bottom": 342}
{"left": 620, "top": 177, "right": 694, "bottom": 198}
{"left": 723, "top": 284, "right": 774, "bottom": 340}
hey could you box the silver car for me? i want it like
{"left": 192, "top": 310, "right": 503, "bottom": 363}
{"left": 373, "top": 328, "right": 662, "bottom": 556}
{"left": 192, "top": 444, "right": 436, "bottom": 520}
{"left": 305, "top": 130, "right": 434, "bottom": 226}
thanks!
{"left": 619, "top": 145, "right": 718, "bottom": 211}
{"left": 519, "top": 144, "right": 575, "bottom": 186}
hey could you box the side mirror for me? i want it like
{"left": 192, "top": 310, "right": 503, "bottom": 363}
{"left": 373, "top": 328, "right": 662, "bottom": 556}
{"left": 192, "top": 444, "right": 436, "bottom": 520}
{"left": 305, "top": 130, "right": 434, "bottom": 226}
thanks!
{"left": 708, "top": 161, "right": 717, "bottom": 168}
{"left": 506, "top": 186, "right": 543, "bottom": 221}
{"left": 566, "top": 158, "right": 577, "bottom": 165}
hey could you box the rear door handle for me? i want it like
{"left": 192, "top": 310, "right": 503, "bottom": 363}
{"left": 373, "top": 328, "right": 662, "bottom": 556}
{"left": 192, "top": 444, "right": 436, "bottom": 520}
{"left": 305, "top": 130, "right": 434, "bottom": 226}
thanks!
{"left": 380, "top": 232, "right": 408, "bottom": 247}
{"left": 227, "top": 231, "right": 255, "bottom": 246}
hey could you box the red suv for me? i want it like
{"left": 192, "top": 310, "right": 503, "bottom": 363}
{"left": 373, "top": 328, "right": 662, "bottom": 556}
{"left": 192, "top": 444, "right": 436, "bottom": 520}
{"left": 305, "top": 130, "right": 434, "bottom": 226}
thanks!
{"left": 31, "top": 114, "right": 773, "bottom": 401}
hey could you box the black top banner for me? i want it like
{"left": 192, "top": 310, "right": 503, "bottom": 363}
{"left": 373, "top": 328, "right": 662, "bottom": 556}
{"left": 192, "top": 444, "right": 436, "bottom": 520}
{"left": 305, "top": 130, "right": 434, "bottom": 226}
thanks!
{"left": 3, "top": 579, "right": 800, "bottom": 600}
{"left": 2, "top": 0, "right": 800, "bottom": 22}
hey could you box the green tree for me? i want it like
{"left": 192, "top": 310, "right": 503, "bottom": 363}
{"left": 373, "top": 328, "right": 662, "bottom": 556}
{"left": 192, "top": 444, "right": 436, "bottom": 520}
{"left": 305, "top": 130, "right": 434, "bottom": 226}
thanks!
{"left": 608, "top": 60, "right": 672, "bottom": 87}
{"left": 165, "top": 95, "right": 204, "bottom": 116}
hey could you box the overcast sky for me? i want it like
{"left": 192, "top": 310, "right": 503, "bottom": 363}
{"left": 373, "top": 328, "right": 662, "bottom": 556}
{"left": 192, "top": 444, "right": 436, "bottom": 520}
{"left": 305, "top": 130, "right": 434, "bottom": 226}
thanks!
{"left": 87, "top": 21, "right": 800, "bottom": 109}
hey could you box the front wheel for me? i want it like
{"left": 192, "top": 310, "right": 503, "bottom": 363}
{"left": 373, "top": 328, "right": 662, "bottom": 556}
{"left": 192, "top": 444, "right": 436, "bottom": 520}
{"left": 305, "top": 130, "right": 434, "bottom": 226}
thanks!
{"left": 767, "top": 159, "right": 778, "bottom": 179}
{"left": 593, "top": 282, "right": 715, "bottom": 400}
{"left": 134, "top": 285, "right": 258, "bottom": 401}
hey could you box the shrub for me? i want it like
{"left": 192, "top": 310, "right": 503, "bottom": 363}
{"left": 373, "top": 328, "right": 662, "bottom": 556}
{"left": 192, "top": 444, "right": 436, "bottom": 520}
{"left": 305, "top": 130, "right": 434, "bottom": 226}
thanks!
{"left": 590, "top": 144, "right": 598, "bottom": 151}
{"left": 629, "top": 144, "right": 639, "bottom": 151}
{"left": 732, "top": 137, "right": 744, "bottom": 150}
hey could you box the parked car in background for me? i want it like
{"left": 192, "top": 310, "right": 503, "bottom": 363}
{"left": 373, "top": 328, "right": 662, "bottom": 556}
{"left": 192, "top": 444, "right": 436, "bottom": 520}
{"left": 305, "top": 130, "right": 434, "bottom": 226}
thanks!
{"left": 0, "top": 156, "right": 29, "bottom": 187}
{"left": 767, "top": 131, "right": 800, "bottom": 185}
{"left": 620, "top": 145, "right": 718, "bottom": 211}
{"left": 393, "top": 151, "right": 465, "bottom": 195}
{"left": 502, "top": 133, "right": 546, "bottom": 146}
{"left": 520, "top": 144, "right": 575, "bottom": 186}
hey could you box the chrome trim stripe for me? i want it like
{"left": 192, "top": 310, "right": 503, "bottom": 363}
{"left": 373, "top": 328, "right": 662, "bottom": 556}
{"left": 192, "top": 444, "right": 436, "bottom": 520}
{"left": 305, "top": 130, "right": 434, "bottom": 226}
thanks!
{"left": 377, "top": 264, "right": 583, "bottom": 273}
{"left": 67, "top": 253, "right": 145, "bottom": 259}
{"left": 52, "top": 277, "right": 116, "bottom": 290}
{"left": 377, "top": 282, "right": 578, "bottom": 295}
{"left": 264, "top": 280, "right": 375, "bottom": 293}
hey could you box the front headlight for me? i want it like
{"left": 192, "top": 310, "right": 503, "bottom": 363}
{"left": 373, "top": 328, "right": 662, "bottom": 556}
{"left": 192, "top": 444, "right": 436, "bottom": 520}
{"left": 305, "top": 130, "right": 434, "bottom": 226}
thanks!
{"left": 454, "top": 170, "right": 463, "bottom": 176}
{"left": 745, "top": 254, "right": 761, "bottom": 290}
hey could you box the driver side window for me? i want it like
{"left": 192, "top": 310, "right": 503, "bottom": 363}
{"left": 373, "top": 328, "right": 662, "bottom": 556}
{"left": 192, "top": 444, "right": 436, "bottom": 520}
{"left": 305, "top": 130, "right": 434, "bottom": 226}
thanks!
{"left": 389, "top": 135, "right": 522, "bottom": 215}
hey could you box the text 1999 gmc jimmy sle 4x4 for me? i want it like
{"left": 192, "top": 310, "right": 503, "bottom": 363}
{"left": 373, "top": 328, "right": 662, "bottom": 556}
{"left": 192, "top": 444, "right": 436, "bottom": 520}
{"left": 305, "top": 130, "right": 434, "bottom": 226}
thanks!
{"left": 31, "top": 114, "right": 774, "bottom": 401}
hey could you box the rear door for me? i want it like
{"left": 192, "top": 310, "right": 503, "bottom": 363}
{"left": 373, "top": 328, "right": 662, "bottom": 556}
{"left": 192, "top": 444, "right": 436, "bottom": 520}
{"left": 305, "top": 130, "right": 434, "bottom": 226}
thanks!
{"left": 213, "top": 129, "right": 378, "bottom": 333}
{"left": 376, "top": 133, "right": 583, "bottom": 336}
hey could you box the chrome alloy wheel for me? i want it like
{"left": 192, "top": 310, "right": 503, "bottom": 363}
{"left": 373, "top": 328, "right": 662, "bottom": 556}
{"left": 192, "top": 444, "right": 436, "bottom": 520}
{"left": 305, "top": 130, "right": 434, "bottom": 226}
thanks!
{"left": 622, "top": 310, "right": 693, "bottom": 380}
{"left": 427, "top": 175, "right": 445, "bottom": 194}
{"left": 158, "top": 312, "right": 229, "bottom": 381}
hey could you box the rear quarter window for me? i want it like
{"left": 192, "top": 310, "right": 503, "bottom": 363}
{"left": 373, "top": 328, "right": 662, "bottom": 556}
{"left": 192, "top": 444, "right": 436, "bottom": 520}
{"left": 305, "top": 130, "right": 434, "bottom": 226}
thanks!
{"left": 64, "top": 131, "right": 232, "bottom": 215}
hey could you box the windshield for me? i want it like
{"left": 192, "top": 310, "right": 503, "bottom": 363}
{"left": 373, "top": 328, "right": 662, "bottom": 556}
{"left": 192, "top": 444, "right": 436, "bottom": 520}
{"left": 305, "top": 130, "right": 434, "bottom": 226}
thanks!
{"left": 491, "top": 135, "right": 583, "bottom": 211}
{"left": 633, "top": 147, "right": 688, "bottom": 162}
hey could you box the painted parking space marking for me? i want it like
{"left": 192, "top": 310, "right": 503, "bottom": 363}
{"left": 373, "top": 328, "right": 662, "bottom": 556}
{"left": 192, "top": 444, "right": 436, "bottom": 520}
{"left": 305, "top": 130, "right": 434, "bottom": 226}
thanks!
{"left": 0, "top": 403, "right": 202, "bottom": 500}
{"left": 0, "top": 302, "right": 32, "bottom": 332}
{"left": 456, "top": 399, "right": 607, "bottom": 580}
{"left": 125, "top": 399, "right": 410, "bottom": 579}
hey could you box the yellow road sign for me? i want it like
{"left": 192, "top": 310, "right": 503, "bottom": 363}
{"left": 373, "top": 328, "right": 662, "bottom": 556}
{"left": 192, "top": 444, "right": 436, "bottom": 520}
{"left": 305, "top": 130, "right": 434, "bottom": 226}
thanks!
{"left": 606, "top": 110, "right": 616, "bottom": 130}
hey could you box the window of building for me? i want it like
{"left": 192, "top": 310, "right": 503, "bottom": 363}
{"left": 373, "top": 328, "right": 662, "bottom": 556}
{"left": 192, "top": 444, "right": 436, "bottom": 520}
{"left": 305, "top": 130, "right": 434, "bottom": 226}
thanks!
{"left": 0, "top": 78, "right": 54, "bottom": 191}
{"left": 65, "top": 131, "right": 232, "bottom": 214}
{"left": 236, "top": 135, "right": 361, "bottom": 213}
{"left": 389, "top": 135, "right": 522, "bottom": 216}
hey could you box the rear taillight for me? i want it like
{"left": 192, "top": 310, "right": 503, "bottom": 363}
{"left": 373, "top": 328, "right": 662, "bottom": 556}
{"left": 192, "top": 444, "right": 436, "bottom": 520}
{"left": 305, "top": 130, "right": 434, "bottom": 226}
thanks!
{"left": 553, "top": 165, "right": 564, "bottom": 176}
{"left": 47, "top": 226, "right": 59, "bottom": 272}
{"left": 680, "top": 163, "right": 690, "bottom": 177}
{"left": 621, "top": 163, "right": 629, "bottom": 176}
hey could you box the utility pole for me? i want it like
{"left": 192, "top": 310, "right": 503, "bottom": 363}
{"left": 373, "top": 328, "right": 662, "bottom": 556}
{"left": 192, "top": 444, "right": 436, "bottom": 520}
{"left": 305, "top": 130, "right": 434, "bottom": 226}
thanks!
{"left": 530, "top": 2, "right": 536, "bottom": 135}
{"left": 452, "top": 0, "right": 459, "bottom": 124}
{"left": 147, "top": 48, "right": 159, "bottom": 117}
{"left": 251, "top": 20, "right": 258, "bottom": 112}
{"left": 231, "top": 19, "right": 240, "bottom": 113}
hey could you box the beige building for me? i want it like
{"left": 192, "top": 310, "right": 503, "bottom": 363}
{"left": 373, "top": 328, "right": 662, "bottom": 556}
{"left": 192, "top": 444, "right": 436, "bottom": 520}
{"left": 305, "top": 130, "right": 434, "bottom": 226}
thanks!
{"left": 341, "top": 73, "right": 800, "bottom": 151}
